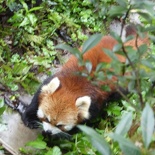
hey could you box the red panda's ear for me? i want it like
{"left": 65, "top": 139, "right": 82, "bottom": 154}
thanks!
{"left": 41, "top": 77, "right": 60, "bottom": 94}
{"left": 75, "top": 96, "right": 91, "bottom": 119}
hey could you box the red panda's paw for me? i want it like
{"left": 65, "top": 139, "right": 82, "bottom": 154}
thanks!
{"left": 42, "top": 129, "right": 72, "bottom": 140}
{"left": 4, "top": 93, "right": 40, "bottom": 129}
{"left": 22, "top": 115, "right": 40, "bottom": 129}
{"left": 21, "top": 110, "right": 40, "bottom": 129}
{"left": 4, "top": 94, "right": 28, "bottom": 114}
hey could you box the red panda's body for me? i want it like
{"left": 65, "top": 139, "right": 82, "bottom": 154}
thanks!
{"left": 19, "top": 26, "right": 149, "bottom": 136}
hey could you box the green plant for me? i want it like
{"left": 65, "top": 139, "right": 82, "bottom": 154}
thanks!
{"left": 0, "top": 98, "right": 6, "bottom": 132}
{"left": 79, "top": 103, "right": 155, "bottom": 155}
{"left": 53, "top": 0, "right": 155, "bottom": 154}
{"left": 19, "top": 135, "right": 62, "bottom": 155}
{"left": 1, "top": 0, "right": 155, "bottom": 154}
{"left": 0, "top": 0, "right": 115, "bottom": 94}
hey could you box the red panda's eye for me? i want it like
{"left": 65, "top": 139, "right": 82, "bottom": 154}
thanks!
{"left": 56, "top": 124, "right": 63, "bottom": 129}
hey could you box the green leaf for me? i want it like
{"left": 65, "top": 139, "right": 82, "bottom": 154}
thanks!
{"left": 29, "top": 6, "right": 43, "bottom": 12}
{"left": 20, "top": 0, "right": 28, "bottom": 12}
{"left": 45, "top": 146, "right": 62, "bottom": 155}
{"left": 0, "top": 106, "right": 5, "bottom": 115}
{"left": 8, "top": 1, "right": 22, "bottom": 12}
{"left": 19, "top": 17, "right": 29, "bottom": 27}
{"left": 55, "top": 44, "right": 82, "bottom": 60}
{"left": 26, "top": 140, "right": 47, "bottom": 149}
{"left": 145, "top": 26, "right": 155, "bottom": 32}
{"left": 149, "top": 149, "right": 155, "bottom": 155}
{"left": 27, "top": 13, "right": 37, "bottom": 26}
{"left": 96, "top": 62, "right": 107, "bottom": 72}
{"left": 141, "top": 104, "right": 155, "bottom": 148}
{"left": 82, "top": 33, "right": 102, "bottom": 54}
{"left": 110, "top": 31, "right": 122, "bottom": 43}
{"left": 110, "top": 133, "right": 141, "bottom": 155}
{"left": 0, "top": 98, "right": 4, "bottom": 107}
{"left": 103, "top": 48, "right": 119, "bottom": 62}
{"left": 115, "top": 112, "right": 133, "bottom": 136}
{"left": 141, "top": 59, "right": 154, "bottom": 70}
{"left": 85, "top": 61, "right": 92, "bottom": 74}
{"left": 116, "top": 0, "right": 127, "bottom": 7}
{"left": 109, "top": 6, "right": 127, "bottom": 17}
{"left": 131, "top": 1, "right": 155, "bottom": 18}
{"left": 113, "top": 43, "right": 122, "bottom": 53}
{"left": 78, "top": 125, "right": 111, "bottom": 155}
{"left": 138, "top": 44, "right": 148, "bottom": 56}
{"left": 11, "top": 84, "right": 19, "bottom": 91}
{"left": 137, "top": 12, "right": 153, "bottom": 23}
{"left": 124, "top": 35, "right": 134, "bottom": 43}
{"left": 128, "top": 80, "right": 136, "bottom": 93}
{"left": 125, "top": 46, "right": 137, "bottom": 62}
{"left": 25, "top": 34, "right": 44, "bottom": 44}
{"left": 12, "top": 63, "right": 31, "bottom": 76}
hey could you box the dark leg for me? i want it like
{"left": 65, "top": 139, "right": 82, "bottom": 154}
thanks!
{"left": 4, "top": 90, "right": 41, "bottom": 129}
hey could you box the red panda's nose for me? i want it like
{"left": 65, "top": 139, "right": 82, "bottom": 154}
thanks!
{"left": 45, "top": 130, "right": 52, "bottom": 135}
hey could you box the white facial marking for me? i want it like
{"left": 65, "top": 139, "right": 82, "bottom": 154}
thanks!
{"left": 64, "top": 125, "right": 74, "bottom": 131}
{"left": 75, "top": 96, "right": 91, "bottom": 119}
{"left": 41, "top": 77, "right": 60, "bottom": 94}
{"left": 37, "top": 108, "right": 44, "bottom": 118}
{"left": 47, "top": 115, "right": 51, "bottom": 122}
{"left": 43, "top": 122, "right": 61, "bottom": 135}
{"left": 56, "top": 122, "right": 63, "bottom": 126}
{"left": 56, "top": 122, "right": 74, "bottom": 131}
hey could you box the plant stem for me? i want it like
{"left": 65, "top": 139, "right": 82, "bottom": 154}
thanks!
{"left": 119, "top": 1, "right": 145, "bottom": 109}
{"left": 135, "top": 34, "right": 145, "bottom": 108}
{"left": 121, "top": 37, "right": 144, "bottom": 109}
{"left": 120, "top": 3, "right": 132, "bottom": 38}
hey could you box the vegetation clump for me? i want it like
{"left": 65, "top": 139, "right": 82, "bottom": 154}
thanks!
{"left": 0, "top": 0, "right": 155, "bottom": 155}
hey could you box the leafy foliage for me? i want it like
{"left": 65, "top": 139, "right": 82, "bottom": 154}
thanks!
{"left": 1, "top": 0, "right": 155, "bottom": 155}
{"left": 78, "top": 125, "right": 111, "bottom": 155}
{"left": 141, "top": 104, "right": 155, "bottom": 149}
{"left": 0, "top": 0, "right": 113, "bottom": 94}
{"left": 0, "top": 98, "right": 7, "bottom": 133}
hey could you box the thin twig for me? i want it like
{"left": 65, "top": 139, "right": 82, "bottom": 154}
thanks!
{"left": 121, "top": 34, "right": 144, "bottom": 109}
{"left": 120, "top": 3, "right": 132, "bottom": 38}
{"left": 118, "top": 0, "right": 145, "bottom": 108}
{"left": 135, "top": 34, "right": 145, "bottom": 108}
{"left": 116, "top": 87, "right": 138, "bottom": 110}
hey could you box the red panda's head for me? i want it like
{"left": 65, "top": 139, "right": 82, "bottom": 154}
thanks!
{"left": 37, "top": 77, "right": 91, "bottom": 135}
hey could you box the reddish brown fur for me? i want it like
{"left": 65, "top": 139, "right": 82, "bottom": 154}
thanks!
{"left": 38, "top": 30, "right": 149, "bottom": 130}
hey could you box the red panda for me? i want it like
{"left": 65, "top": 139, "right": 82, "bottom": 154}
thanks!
{"left": 9, "top": 25, "right": 149, "bottom": 136}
